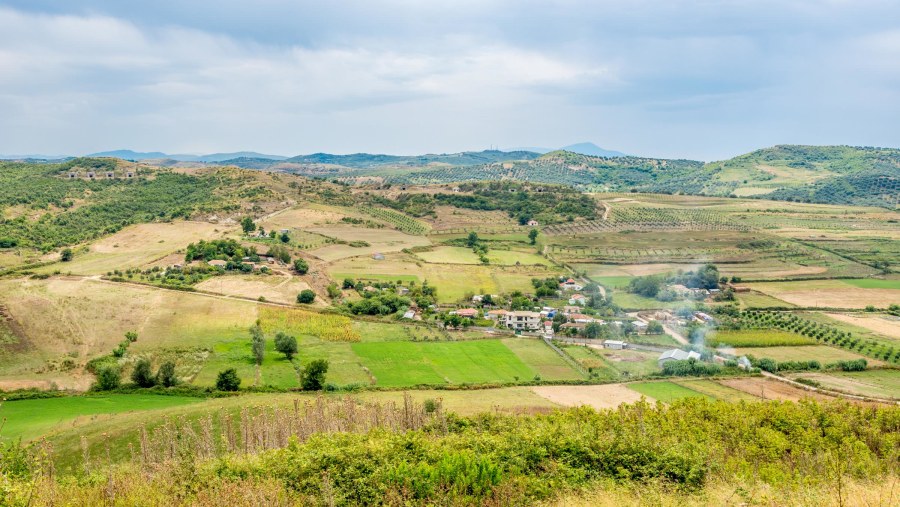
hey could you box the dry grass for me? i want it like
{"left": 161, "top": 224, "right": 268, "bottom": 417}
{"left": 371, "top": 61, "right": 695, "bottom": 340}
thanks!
{"left": 718, "top": 377, "right": 835, "bottom": 402}
{"left": 825, "top": 313, "right": 900, "bottom": 339}
{"left": 748, "top": 280, "right": 900, "bottom": 309}
{"left": 530, "top": 384, "right": 647, "bottom": 408}
{"left": 307, "top": 226, "right": 431, "bottom": 261}
{"left": 196, "top": 273, "right": 315, "bottom": 306}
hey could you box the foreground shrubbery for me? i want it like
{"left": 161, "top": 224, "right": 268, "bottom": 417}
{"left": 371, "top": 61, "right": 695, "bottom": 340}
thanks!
{"left": 2, "top": 397, "right": 898, "bottom": 505}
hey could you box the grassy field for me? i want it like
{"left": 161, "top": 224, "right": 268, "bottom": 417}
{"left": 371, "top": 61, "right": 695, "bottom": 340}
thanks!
{"left": 734, "top": 345, "right": 876, "bottom": 363}
{"left": 821, "top": 312, "right": 900, "bottom": 340}
{"left": 350, "top": 339, "right": 577, "bottom": 387}
{"left": 415, "top": 246, "right": 551, "bottom": 266}
{"left": 195, "top": 273, "right": 313, "bottom": 305}
{"left": 307, "top": 226, "right": 431, "bottom": 261}
{"left": 707, "top": 329, "right": 817, "bottom": 348}
{"left": 627, "top": 381, "right": 713, "bottom": 403}
{"left": 611, "top": 292, "right": 688, "bottom": 310}
{"left": 735, "top": 291, "right": 795, "bottom": 309}
{"left": 0, "top": 394, "right": 202, "bottom": 441}
{"left": 789, "top": 369, "right": 900, "bottom": 399}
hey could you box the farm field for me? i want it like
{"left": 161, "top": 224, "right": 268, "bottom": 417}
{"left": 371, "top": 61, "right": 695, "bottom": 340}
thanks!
{"left": 256, "top": 205, "right": 348, "bottom": 230}
{"left": 788, "top": 370, "right": 900, "bottom": 399}
{"left": 329, "top": 253, "right": 562, "bottom": 303}
{"left": 349, "top": 339, "right": 578, "bottom": 387}
{"left": 586, "top": 346, "right": 662, "bottom": 378}
{"left": 195, "top": 273, "right": 315, "bottom": 306}
{"left": 674, "top": 379, "right": 760, "bottom": 401}
{"left": 530, "top": 384, "right": 647, "bottom": 409}
{"left": 0, "top": 394, "right": 202, "bottom": 441}
{"left": 626, "top": 381, "right": 714, "bottom": 403}
{"left": 35, "top": 221, "right": 236, "bottom": 276}
{"left": 611, "top": 292, "right": 688, "bottom": 310}
{"left": 414, "top": 246, "right": 551, "bottom": 266}
{"left": 735, "top": 291, "right": 795, "bottom": 309}
{"left": 707, "top": 329, "right": 817, "bottom": 348}
{"left": 746, "top": 279, "right": 900, "bottom": 309}
{"left": 502, "top": 338, "right": 587, "bottom": 380}
{"left": 718, "top": 377, "right": 836, "bottom": 402}
{"left": 822, "top": 312, "right": 900, "bottom": 340}
{"left": 307, "top": 226, "right": 431, "bottom": 261}
{"left": 733, "top": 345, "right": 876, "bottom": 364}
{"left": 430, "top": 206, "right": 518, "bottom": 231}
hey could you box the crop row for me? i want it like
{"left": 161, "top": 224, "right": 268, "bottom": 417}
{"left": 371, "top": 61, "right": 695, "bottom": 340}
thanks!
{"left": 359, "top": 206, "right": 431, "bottom": 235}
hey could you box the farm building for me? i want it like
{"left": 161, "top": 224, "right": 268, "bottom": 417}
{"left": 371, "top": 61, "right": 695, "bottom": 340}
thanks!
{"left": 604, "top": 340, "right": 627, "bottom": 350}
{"left": 453, "top": 308, "right": 479, "bottom": 318}
{"left": 693, "top": 311, "right": 715, "bottom": 323}
{"left": 631, "top": 321, "right": 648, "bottom": 332}
{"left": 657, "top": 349, "right": 702, "bottom": 368}
{"left": 401, "top": 310, "right": 417, "bottom": 320}
{"left": 737, "top": 356, "right": 752, "bottom": 370}
{"left": 568, "top": 294, "right": 587, "bottom": 305}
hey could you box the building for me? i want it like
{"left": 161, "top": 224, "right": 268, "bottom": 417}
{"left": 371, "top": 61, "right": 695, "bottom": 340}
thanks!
{"left": 693, "top": 311, "right": 715, "bottom": 323}
{"left": 527, "top": 219, "right": 539, "bottom": 226}
{"left": 604, "top": 340, "right": 626, "bottom": 350}
{"left": 372, "top": 252, "right": 385, "bottom": 260}
{"left": 501, "top": 311, "right": 542, "bottom": 331}
{"left": 562, "top": 305, "right": 581, "bottom": 315}
{"left": 453, "top": 308, "right": 479, "bottom": 318}
{"left": 737, "top": 356, "right": 752, "bottom": 370}
{"left": 657, "top": 349, "right": 702, "bottom": 368}
{"left": 568, "top": 294, "right": 587, "bottom": 306}
{"left": 207, "top": 259, "right": 228, "bottom": 267}
{"left": 543, "top": 320, "right": 554, "bottom": 335}
{"left": 631, "top": 321, "right": 649, "bottom": 332}
{"left": 401, "top": 310, "right": 416, "bottom": 320}
{"left": 486, "top": 309, "right": 508, "bottom": 321}
{"left": 559, "top": 278, "right": 583, "bottom": 291}
{"left": 471, "top": 295, "right": 483, "bottom": 303}
{"left": 568, "top": 313, "right": 596, "bottom": 324}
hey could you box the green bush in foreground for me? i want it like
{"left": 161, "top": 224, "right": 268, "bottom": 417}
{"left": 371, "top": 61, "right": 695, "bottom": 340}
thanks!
{"left": 215, "top": 368, "right": 241, "bottom": 391}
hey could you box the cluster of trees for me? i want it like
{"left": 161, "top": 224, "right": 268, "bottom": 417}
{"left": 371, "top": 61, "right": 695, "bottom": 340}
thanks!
{"left": 661, "top": 358, "right": 722, "bottom": 376}
{"left": 465, "top": 232, "right": 489, "bottom": 263}
{"left": 629, "top": 264, "right": 722, "bottom": 300}
{"left": 345, "top": 292, "right": 411, "bottom": 315}
{"left": 185, "top": 239, "right": 257, "bottom": 263}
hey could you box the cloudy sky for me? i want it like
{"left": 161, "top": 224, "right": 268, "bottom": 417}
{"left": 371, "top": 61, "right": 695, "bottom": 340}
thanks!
{"left": 1, "top": 1, "right": 898, "bottom": 160}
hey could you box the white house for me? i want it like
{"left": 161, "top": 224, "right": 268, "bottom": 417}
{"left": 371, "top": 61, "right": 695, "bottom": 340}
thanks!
{"left": 631, "top": 321, "right": 649, "bottom": 332}
{"left": 501, "top": 311, "right": 542, "bottom": 331}
{"left": 568, "top": 294, "right": 587, "bottom": 306}
{"left": 559, "top": 278, "right": 583, "bottom": 291}
{"left": 604, "top": 340, "right": 627, "bottom": 350}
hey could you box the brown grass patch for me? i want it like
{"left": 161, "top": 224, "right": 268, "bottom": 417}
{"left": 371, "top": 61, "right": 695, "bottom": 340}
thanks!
{"left": 531, "top": 384, "right": 648, "bottom": 409}
{"left": 718, "top": 377, "right": 833, "bottom": 402}
{"left": 825, "top": 313, "right": 900, "bottom": 339}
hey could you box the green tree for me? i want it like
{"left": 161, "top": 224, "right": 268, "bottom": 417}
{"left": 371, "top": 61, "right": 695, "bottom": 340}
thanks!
{"left": 647, "top": 320, "right": 665, "bottom": 334}
{"left": 297, "top": 289, "right": 316, "bottom": 304}
{"left": 93, "top": 366, "right": 121, "bottom": 391}
{"left": 240, "top": 216, "right": 256, "bottom": 234}
{"left": 466, "top": 231, "right": 479, "bottom": 248}
{"left": 583, "top": 322, "right": 604, "bottom": 339}
{"left": 274, "top": 332, "right": 298, "bottom": 360}
{"left": 528, "top": 229, "right": 538, "bottom": 245}
{"left": 326, "top": 283, "right": 341, "bottom": 299}
{"left": 300, "top": 359, "right": 329, "bottom": 390}
{"left": 342, "top": 278, "right": 355, "bottom": 289}
{"left": 60, "top": 248, "right": 73, "bottom": 262}
{"left": 156, "top": 361, "right": 179, "bottom": 387}
{"left": 130, "top": 358, "right": 156, "bottom": 388}
{"left": 250, "top": 323, "right": 265, "bottom": 365}
{"left": 215, "top": 368, "right": 241, "bottom": 391}
{"left": 279, "top": 231, "right": 290, "bottom": 243}
{"left": 293, "top": 258, "right": 309, "bottom": 274}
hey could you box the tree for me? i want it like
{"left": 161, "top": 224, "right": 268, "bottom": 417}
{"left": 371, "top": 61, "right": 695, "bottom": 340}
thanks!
{"left": 241, "top": 217, "right": 256, "bottom": 234}
{"left": 60, "top": 248, "right": 74, "bottom": 262}
{"left": 466, "top": 231, "right": 479, "bottom": 248}
{"left": 528, "top": 229, "right": 538, "bottom": 245}
{"left": 301, "top": 359, "right": 329, "bottom": 390}
{"left": 274, "top": 332, "right": 298, "bottom": 360}
{"left": 583, "top": 322, "right": 604, "bottom": 339}
{"left": 93, "top": 366, "right": 121, "bottom": 391}
{"left": 279, "top": 231, "right": 290, "bottom": 243}
{"left": 250, "top": 324, "right": 265, "bottom": 365}
{"left": 342, "top": 278, "right": 355, "bottom": 289}
{"left": 216, "top": 368, "right": 241, "bottom": 391}
{"left": 156, "top": 361, "right": 179, "bottom": 387}
{"left": 297, "top": 289, "right": 316, "bottom": 304}
{"left": 293, "top": 258, "right": 309, "bottom": 274}
{"left": 131, "top": 358, "right": 156, "bottom": 387}
{"left": 647, "top": 320, "right": 665, "bottom": 334}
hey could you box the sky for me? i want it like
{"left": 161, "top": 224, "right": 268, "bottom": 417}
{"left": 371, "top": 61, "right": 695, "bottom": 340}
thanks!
{"left": 0, "top": 1, "right": 899, "bottom": 160}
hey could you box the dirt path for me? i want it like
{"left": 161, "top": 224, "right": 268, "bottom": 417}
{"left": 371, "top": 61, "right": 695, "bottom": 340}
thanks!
{"left": 600, "top": 201, "right": 611, "bottom": 221}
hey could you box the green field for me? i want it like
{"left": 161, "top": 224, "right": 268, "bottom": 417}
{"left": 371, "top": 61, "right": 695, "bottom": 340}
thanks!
{"left": 842, "top": 278, "right": 900, "bottom": 289}
{"left": 350, "top": 339, "right": 576, "bottom": 387}
{"left": 735, "top": 291, "right": 795, "bottom": 309}
{"left": 415, "top": 246, "right": 551, "bottom": 266}
{"left": 0, "top": 394, "right": 202, "bottom": 441}
{"left": 627, "top": 381, "right": 713, "bottom": 403}
{"left": 707, "top": 329, "right": 817, "bottom": 348}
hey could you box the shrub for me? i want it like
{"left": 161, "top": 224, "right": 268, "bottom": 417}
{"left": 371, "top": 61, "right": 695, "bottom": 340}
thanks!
{"left": 156, "top": 361, "right": 179, "bottom": 387}
{"left": 60, "top": 248, "right": 73, "bottom": 262}
{"left": 293, "top": 259, "right": 309, "bottom": 275}
{"left": 216, "top": 368, "right": 241, "bottom": 391}
{"left": 93, "top": 366, "right": 121, "bottom": 391}
{"left": 250, "top": 324, "right": 265, "bottom": 365}
{"left": 297, "top": 289, "right": 316, "bottom": 304}
{"left": 130, "top": 358, "right": 156, "bottom": 388}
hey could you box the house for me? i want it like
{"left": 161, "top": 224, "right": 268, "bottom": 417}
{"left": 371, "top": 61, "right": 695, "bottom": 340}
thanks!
{"left": 453, "top": 308, "right": 479, "bottom": 318}
{"left": 559, "top": 278, "right": 583, "bottom": 291}
{"left": 568, "top": 294, "right": 587, "bottom": 306}
{"left": 604, "top": 340, "right": 627, "bottom": 350}
{"left": 501, "top": 311, "right": 542, "bottom": 331}
{"left": 543, "top": 320, "right": 554, "bottom": 335}
{"left": 397, "top": 287, "right": 410, "bottom": 295}
{"left": 486, "top": 309, "right": 508, "bottom": 321}
{"left": 631, "top": 321, "right": 649, "bottom": 332}
{"left": 207, "top": 259, "right": 228, "bottom": 267}
{"left": 471, "top": 295, "right": 483, "bottom": 303}
{"left": 693, "top": 311, "right": 715, "bottom": 323}
{"left": 559, "top": 322, "right": 586, "bottom": 332}
{"left": 402, "top": 310, "right": 417, "bottom": 320}
{"left": 657, "top": 349, "right": 702, "bottom": 368}
{"left": 527, "top": 219, "right": 539, "bottom": 227}
{"left": 562, "top": 305, "right": 581, "bottom": 315}
{"left": 372, "top": 252, "right": 385, "bottom": 261}
{"left": 569, "top": 313, "right": 595, "bottom": 324}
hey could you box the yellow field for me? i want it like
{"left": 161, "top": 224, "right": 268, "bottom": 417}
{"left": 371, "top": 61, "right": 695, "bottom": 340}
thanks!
{"left": 415, "top": 246, "right": 551, "bottom": 266}
{"left": 824, "top": 313, "right": 900, "bottom": 339}
{"left": 733, "top": 345, "right": 877, "bottom": 364}
{"left": 35, "top": 221, "right": 236, "bottom": 275}
{"left": 748, "top": 280, "right": 900, "bottom": 309}
{"left": 307, "top": 226, "right": 431, "bottom": 261}
{"left": 257, "top": 206, "right": 348, "bottom": 230}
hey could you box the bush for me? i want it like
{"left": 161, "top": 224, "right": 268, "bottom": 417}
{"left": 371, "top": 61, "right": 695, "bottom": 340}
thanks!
{"left": 156, "top": 361, "right": 179, "bottom": 387}
{"left": 661, "top": 359, "right": 722, "bottom": 377}
{"left": 60, "top": 248, "right": 73, "bottom": 262}
{"left": 293, "top": 258, "right": 309, "bottom": 274}
{"left": 300, "top": 359, "right": 329, "bottom": 391}
{"left": 130, "top": 358, "right": 156, "bottom": 388}
{"left": 216, "top": 368, "right": 241, "bottom": 391}
{"left": 93, "top": 366, "right": 121, "bottom": 391}
{"left": 297, "top": 289, "right": 316, "bottom": 304}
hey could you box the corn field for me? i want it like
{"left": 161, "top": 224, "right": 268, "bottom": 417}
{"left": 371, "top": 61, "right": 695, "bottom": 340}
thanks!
{"left": 259, "top": 306, "right": 360, "bottom": 342}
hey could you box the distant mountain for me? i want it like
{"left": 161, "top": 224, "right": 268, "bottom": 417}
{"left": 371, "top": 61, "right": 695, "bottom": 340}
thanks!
{"left": 86, "top": 150, "right": 287, "bottom": 162}
{"left": 560, "top": 142, "right": 628, "bottom": 157}
{"left": 0, "top": 153, "right": 70, "bottom": 160}
{"left": 282, "top": 150, "right": 540, "bottom": 169}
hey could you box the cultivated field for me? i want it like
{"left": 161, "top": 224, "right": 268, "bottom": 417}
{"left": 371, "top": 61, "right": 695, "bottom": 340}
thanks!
{"left": 414, "top": 246, "right": 551, "bottom": 266}
{"left": 530, "top": 384, "right": 646, "bottom": 408}
{"left": 36, "top": 221, "right": 236, "bottom": 275}
{"left": 307, "top": 226, "right": 431, "bottom": 261}
{"left": 718, "top": 377, "right": 835, "bottom": 402}
{"left": 747, "top": 280, "right": 900, "bottom": 309}
{"left": 823, "top": 313, "right": 900, "bottom": 340}
{"left": 733, "top": 345, "right": 876, "bottom": 363}
{"left": 707, "top": 329, "right": 817, "bottom": 348}
{"left": 788, "top": 370, "right": 900, "bottom": 399}
{"left": 627, "top": 381, "right": 713, "bottom": 403}
{"left": 195, "top": 273, "right": 315, "bottom": 306}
